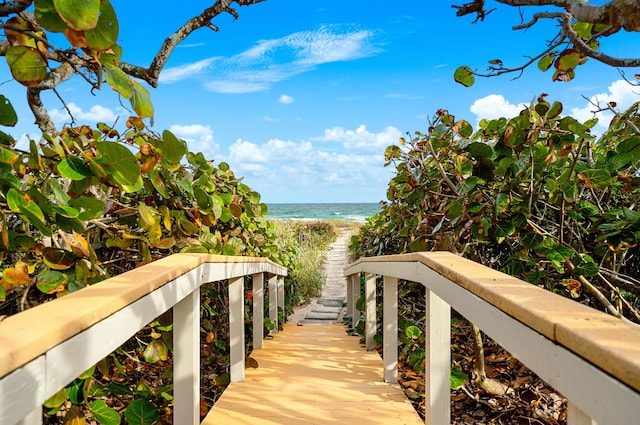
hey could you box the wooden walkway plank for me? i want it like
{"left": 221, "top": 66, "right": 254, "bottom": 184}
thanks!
{"left": 203, "top": 323, "right": 423, "bottom": 425}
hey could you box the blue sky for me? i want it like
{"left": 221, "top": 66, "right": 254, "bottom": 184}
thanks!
{"left": 2, "top": 0, "right": 639, "bottom": 203}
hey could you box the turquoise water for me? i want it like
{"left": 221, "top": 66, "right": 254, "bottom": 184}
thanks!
{"left": 266, "top": 203, "right": 380, "bottom": 223}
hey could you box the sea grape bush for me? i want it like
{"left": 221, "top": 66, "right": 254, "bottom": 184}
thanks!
{"left": 352, "top": 97, "right": 640, "bottom": 320}
{"left": 0, "top": 118, "right": 298, "bottom": 423}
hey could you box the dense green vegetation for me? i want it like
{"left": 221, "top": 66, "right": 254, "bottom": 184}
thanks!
{"left": 350, "top": 97, "right": 640, "bottom": 422}
{"left": 270, "top": 220, "right": 338, "bottom": 306}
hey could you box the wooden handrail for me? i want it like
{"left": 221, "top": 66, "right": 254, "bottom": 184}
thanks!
{"left": 344, "top": 251, "right": 640, "bottom": 425}
{"left": 0, "top": 253, "right": 287, "bottom": 425}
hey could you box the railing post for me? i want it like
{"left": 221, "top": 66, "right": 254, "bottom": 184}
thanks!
{"left": 346, "top": 274, "right": 354, "bottom": 326}
{"left": 229, "top": 277, "right": 245, "bottom": 382}
{"left": 383, "top": 276, "right": 398, "bottom": 383}
{"left": 268, "top": 275, "right": 278, "bottom": 334}
{"left": 277, "top": 276, "right": 285, "bottom": 315}
{"left": 351, "top": 273, "right": 360, "bottom": 329}
{"left": 18, "top": 410, "right": 41, "bottom": 425}
{"left": 567, "top": 402, "right": 598, "bottom": 425}
{"left": 173, "top": 287, "right": 200, "bottom": 425}
{"left": 425, "top": 287, "right": 451, "bottom": 425}
{"left": 252, "top": 273, "right": 264, "bottom": 350}
{"left": 365, "top": 273, "right": 376, "bottom": 351}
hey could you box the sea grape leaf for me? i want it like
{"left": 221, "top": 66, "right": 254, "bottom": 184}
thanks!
{"left": 554, "top": 49, "right": 581, "bottom": 72}
{"left": 125, "top": 400, "right": 159, "bottom": 425}
{"left": 0, "top": 95, "right": 18, "bottom": 126}
{"left": 131, "top": 80, "right": 154, "bottom": 118}
{"left": 69, "top": 197, "right": 105, "bottom": 220}
{"left": 453, "top": 120, "right": 473, "bottom": 139}
{"left": 57, "top": 155, "right": 92, "bottom": 180}
{"left": 103, "top": 63, "right": 133, "bottom": 98}
{"left": 89, "top": 399, "right": 121, "bottom": 425}
{"left": 36, "top": 270, "right": 68, "bottom": 294}
{"left": 451, "top": 364, "right": 468, "bottom": 390}
{"left": 0, "top": 146, "right": 18, "bottom": 164}
{"left": 454, "top": 65, "right": 474, "bottom": 87}
{"left": 577, "top": 169, "right": 611, "bottom": 189}
{"left": 6, "top": 46, "right": 48, "bottom": 87}
{"left": 43, "top": 247, "right": 75, "bottom": 270}
{"left": 96, "top": 142, "right": 140, "bottom": 186}
{"left": 53, "top": 0, "right": 100, "bottom": 31}
{"left": 537, "top": 53, "right": 555, "bottom": 72}
{"left": 85, "top": 0, "right": 118, "bottom": 51}
{"left": 160, "top": 130, "right": 187, "bottom": 166}
{"left": 466, "top": 142, "right": 492, "bottom": 158}
{"left": 34, "top": 0, "right": 68, "bottom": 32}
{"left": 6, "top": 188, "right": 51, "bottom": 236}
{"left": 143, "top": 340, "right": 168, "bottom": 363}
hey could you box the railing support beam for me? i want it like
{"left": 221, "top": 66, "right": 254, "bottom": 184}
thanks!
{"left": 268, "top": 275, "right": 278, "bottom": 334}
{"left": 252, "top": 273, "right": 265, "bottom": 350}
{"left": 568, "top": 402, "right": 598, "bottom": 425}
{"left": 173, "top": 287, "right": 200, "bottom": 425}
{"left": 229, "top": 277, "right": 245, "bottom": 382}
{"left": 425, "top": 287, "right": 451, "bottom": 425}
{"left": 350, "top": 274, "right": 360, "bottom": 328}
{"left": 383, "top": 276, "right": 398, "bottom": 383}
{"left": 365, "top": 273, "right": 377, "bottom": 351}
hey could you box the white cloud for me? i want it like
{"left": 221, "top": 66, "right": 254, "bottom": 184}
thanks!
{"left": 204, "top": 80, "right": 269, "bottom": 94}
{"left": 166, "top": 25, "right": 379, "bottom": 94}
{"left": 50, "top": 102, "right": 119, "bottom": 124}
{"left": 279, "top": 94, "right": 295, "bottom": 104}
{"left": 317, "top": 124, "right": 401, "bottom": 152}
{"left": 169, "top": 124, "right": 218, "bottom": 157}
{"left": 225, "top": 125, "right": 397, "bottom": 201}
{"left": 159, "top": 57, "right": 217, "bottom": 83}
{"left": 470, "top": 94, "right": 526, "bottom": 121}
{"left": 570, "top": 79, "right": 640, "bottom": 132}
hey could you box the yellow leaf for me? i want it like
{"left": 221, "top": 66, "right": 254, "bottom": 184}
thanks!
{"left": 63, "top": 404, "right": 86, "bottom": 425}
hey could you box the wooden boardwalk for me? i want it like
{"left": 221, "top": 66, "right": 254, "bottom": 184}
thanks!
{"left": 203, "top": 323, "right": 424, "bottom": 425}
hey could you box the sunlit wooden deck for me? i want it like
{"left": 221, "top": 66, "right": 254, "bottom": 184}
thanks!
{"left": 202, "top": 323, "right": 423, "bottom": 425}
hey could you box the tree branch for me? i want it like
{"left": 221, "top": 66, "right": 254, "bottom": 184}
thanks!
{"left": 0, "top": 0, "right": 32, "bottom": 16}
{"left": 119, "top": 0, "right": 265, "bottom": 87}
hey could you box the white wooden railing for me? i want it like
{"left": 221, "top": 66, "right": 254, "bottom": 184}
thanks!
{"left": 344, "top": 251, "right": 640, "bottom": 425}
{"left": 0, "top": 254, "right": 287, "bottom": 425}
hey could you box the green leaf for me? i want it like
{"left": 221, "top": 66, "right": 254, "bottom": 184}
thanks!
{"left": 53, "top": 0, "right": 100, "bottom": 31}
{"left": 160, "top": 130, "right": 187, "bottom": 166}
{"left": 6, "top": 46, "right": 48, "bottom": 87}
{"left": 0, "top": 146, "right": 18, "bottom": 164}
{"left": 130, "top": 80, "right": 154, "bottom": 118}
{"left": 89, "top": 399, "right": 121, "bottom": 425}
{"left": 148, "top": 169, "right": 171, "bottom": 198}
{"left": 69, "top": 197, "right": 105, "bottom": 220}
{"left": 405, "top": 325, "right": 422, "bottom": 339}
{"left": 57, "top": 155, "right": 92, "bottom": 180}
{"left": 43, "top": 387, "right": 69, "bottom": 409}
{"left": 578, "top": 169, "right": 611, "bottom": 189}
{"left": 0, "top": 95, "right": 18, "bottom": 126}
{"left": 454, "top": 66, "right": 474, "bottom": 87}
{"left": 143, "top": 340, "right": 168, "bottom": 363}
{"left": 85, "top": 0, "right": 118, "bottom": 51}
{"left": 124, "top": 400, "right": 159, "bottom": 425}
{"left": 466, "top": 142, "right": 492, "bottom": 158}
{"left": 34, "top": 0, "right": 69, "bottom": 32}
{"left": 546, "top": 101, "right": 563, "bottom": 119}
{"left": 194, "top": 187, "right": 212, "bottom": 214}
{"left": 554, "top": 49, "right": 581, "bottom": 72}
{"left": 537, "top": 53, "right": 555, "bottom": 72}
{"left": 6, "top": 188, "right": 51, "bottom": 236}
{"left": 103, "top": 63, "right": 133, "bottom": 98}
{"left": 96, "top": 142, "right": 140, "bottom": 186}
{"left": 43, "top": 247, "right": 75, "bottom": 270}
{"left": 453, "top": 120, "right": 473, "bottom": 139}
{"left": 450, "top": 364, "right": 468, "bottom": 390}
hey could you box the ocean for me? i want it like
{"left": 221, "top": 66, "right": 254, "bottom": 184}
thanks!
{"left": 266, "top": 203, "right": 380, "bottom": 223}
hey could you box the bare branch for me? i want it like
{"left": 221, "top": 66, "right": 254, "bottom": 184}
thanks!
{"left": 119, "top": 0, "right": 265, "bottom": 87}
{"left": 0, "top": 0, "right": 32, "bottom": 16}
